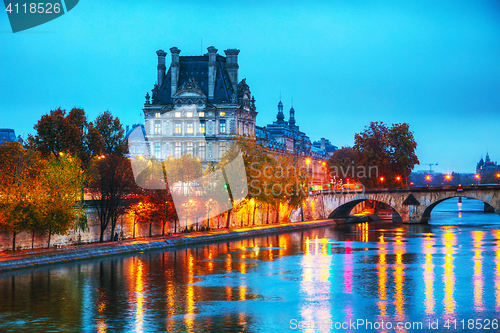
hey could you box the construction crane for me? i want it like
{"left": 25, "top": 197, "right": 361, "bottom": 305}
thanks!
{"left": 424, "top": 163, "right": 438, "bottom": 174}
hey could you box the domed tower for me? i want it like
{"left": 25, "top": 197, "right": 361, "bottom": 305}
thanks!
{"left": 276, "top": 99, "right": 285, "bottom": 124}
{"left": 289, "top": 105, "right": 296, "bottom": 127}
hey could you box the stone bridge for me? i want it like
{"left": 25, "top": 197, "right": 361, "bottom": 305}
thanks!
{"left": 293, "top": 185, "right": 500, "bottom": 224}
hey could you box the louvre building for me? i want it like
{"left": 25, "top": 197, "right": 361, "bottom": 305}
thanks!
{"left": 138, "top": 46, "right": 335, "bottom": 163}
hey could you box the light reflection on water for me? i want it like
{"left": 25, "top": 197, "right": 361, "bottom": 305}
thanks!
{"left": 0, "top": 198, "right": 500, "bottom": 332}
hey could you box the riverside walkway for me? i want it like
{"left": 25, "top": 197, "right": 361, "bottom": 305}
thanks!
{"left": 0, "top": 219, "right": 334, "bottom": 272}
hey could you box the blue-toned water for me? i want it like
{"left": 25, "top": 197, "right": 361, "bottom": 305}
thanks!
{"left": 0, "top": 198, "right": 499, "bottom": 332}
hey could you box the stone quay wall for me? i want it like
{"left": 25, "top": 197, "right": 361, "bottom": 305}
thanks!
{"left": 0, "top": 199, "right": 330, "bottom": 252}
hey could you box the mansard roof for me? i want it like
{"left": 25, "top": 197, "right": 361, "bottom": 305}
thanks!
{"left": 152, "top": 55, "right": 235, "bottom": 105}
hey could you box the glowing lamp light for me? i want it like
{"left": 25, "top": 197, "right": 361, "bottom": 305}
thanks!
{"left": 475, "top": 174, "right": 480, "bottom": 179}
{"left": 396, "top": 176, "right": 401, "bottom": 181}
{"left": 306, "top": 158, "right": 311, "bottom": 164}
{"left": 379, "top": 177, "right": 385, "bottom": 182}
{"left": 445, "top": 175, "right": 451, "bottom": 180}
{"left": 496, "top": 173, "right": 500, "bottom": 178}
{"left": 425, "top": 175, "right": 431, "bottom": 181}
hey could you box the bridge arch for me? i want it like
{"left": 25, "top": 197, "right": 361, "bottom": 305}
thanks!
{"left": 421, "top": 195, "right": 500, "bottom": 222}
{"left": 328, "top": 198, "right": 403, "bottom": 221}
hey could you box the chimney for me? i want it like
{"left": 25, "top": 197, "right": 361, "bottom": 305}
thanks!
{"left": 156, "top": 50, "right": 167, "bottom": 87}
{"left": 321, "top": 138, "right": 326, "bottom": 151}
{"left": 207, "top": 46, "right": 218, "bottom": 99}
{"left": 169, "top": 47, "right": 181, "bottom": 97}
{"left": 224, "top": 49, "right": 240, "bottom": 94}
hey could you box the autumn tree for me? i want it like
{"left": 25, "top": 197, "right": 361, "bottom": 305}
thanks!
{"left": 328, "top": 147, "right": 359, "bottom": 183}
{"left": 93, "top": 111, "right": 127, "bottom": 156}
{"left": 27, "top": 107, "right": 103, "bottom": 169}
{"left": 0, "top": 143, "right": 84, "bottom": 249}
{"left": 353, "top": 122, "right": 418, "bottom": 188}
{"left": 143, "top": 189, "right": 177, "bottom": 236}
{"left": 0, "top": 142, "right": 41, "bottom": 250}
{"left": 388, "top": 123, "right": 419, "bottom": 186}
{"left": 38, "top": 153, "right": 85, "bottom": 248}
{"left": 88, "top": 155, "right": 136, "bottom": 242}
{"left": 218, "top": 137, "right": 309, "bottom": 226}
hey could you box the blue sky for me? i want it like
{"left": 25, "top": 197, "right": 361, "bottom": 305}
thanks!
{"left": 1, "top": 0, "right": 499, "bottom": 173}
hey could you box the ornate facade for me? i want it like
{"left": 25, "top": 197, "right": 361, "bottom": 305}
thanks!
{"left": 142, "top": 47, "right": 257, "bottom": 163}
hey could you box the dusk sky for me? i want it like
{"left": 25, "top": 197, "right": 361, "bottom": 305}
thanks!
{"left": 1, "top": 0, "right": 499, "bottom": 173}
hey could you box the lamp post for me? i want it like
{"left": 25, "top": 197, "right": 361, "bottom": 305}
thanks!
{"left": 186, "top": 199, "right": 193, "bottom": 230}
{"left": 379, "top": 176, "right": 385, "bottom": 188}
{"left": 475, "top": 174, "right": 480, "bottom": 186}
{"left": 305, "top": 158, "right": 312, "bottom": 190}
{"left": 496, "top": 173, "right": 500, "bottom": 185}
{"left": 425, "top": 175, "right": 431, "bottom": 187}
{"left": 445, "top": 174, "right": 451, "bottom": 186}
{"left": 133, "top": 214, "right": 136, "bottom": 239}
{"left": 207, "top": 199, "right": 212, "bottom": 229}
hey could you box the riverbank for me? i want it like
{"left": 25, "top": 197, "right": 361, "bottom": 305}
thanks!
{"left": 0, "top": 219, "right": 335, "bottom": 272}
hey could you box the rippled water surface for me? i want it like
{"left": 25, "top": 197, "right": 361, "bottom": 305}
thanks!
{"left": 1, "top": 198, "right": 500, "bottom": 332}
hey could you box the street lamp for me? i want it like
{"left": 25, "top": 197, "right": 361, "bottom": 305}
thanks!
{"left": 445, "top": 174, "right": 451, "bottom": 186}
{"left": 425, "top": 175, "right": 431, "bottom": 187}
{"left": 395, "top": 176, "right": 401, "bottom": 187}
{"left": 475, "top": 174, "right": 480, "bottom": 186}
{"left": 496, "top": 173, "right": 500, "bottom": 185}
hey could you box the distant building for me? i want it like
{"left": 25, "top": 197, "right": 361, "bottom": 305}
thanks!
{"left": 255, "top": 101, "right": 337, "bottom": 160}
{"left": 0, "top": 128, "right": 23, "bottom": 145}
{"left": 476, "top": 153, "right": 498, "bottom": 173}
{"left": 312, "top": 138, "right": 338, "bottom": 158}
{"left": 124, "top": 124, "right": 148, "bottom": 159}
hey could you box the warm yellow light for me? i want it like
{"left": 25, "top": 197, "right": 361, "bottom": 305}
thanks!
{"left": 396, "top": 176, "right": 401, "bottom": 181}
{"left": 426, "top": 175, "right": 431, "bottom": 180}
{"left": 496, "top": 173, "right": 500, "bottom": 178}
{"left": 445, "top": 175, "right": 451, "bottom": 180}
{"left": 380, "top": 177, "right": 384, "bottom": 182}
{"left": 475, "top": 174, "right": 480, "bottom": 179}
{"left": 306, "top": 158, "right": 311, "bottom": 164}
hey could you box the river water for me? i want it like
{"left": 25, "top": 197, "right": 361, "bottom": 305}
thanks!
{"left": 1, "top": 198, "right": 500, "bottom": 332}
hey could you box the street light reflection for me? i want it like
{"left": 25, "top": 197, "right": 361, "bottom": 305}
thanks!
{"left": 442, "top": 227, "right": 457, "bottom": 317}
{"left": 472, "top": 231, "right": 485, "bottom": 312}
{"left": 423, "top": 233, "right": 435, "bottom": 314}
